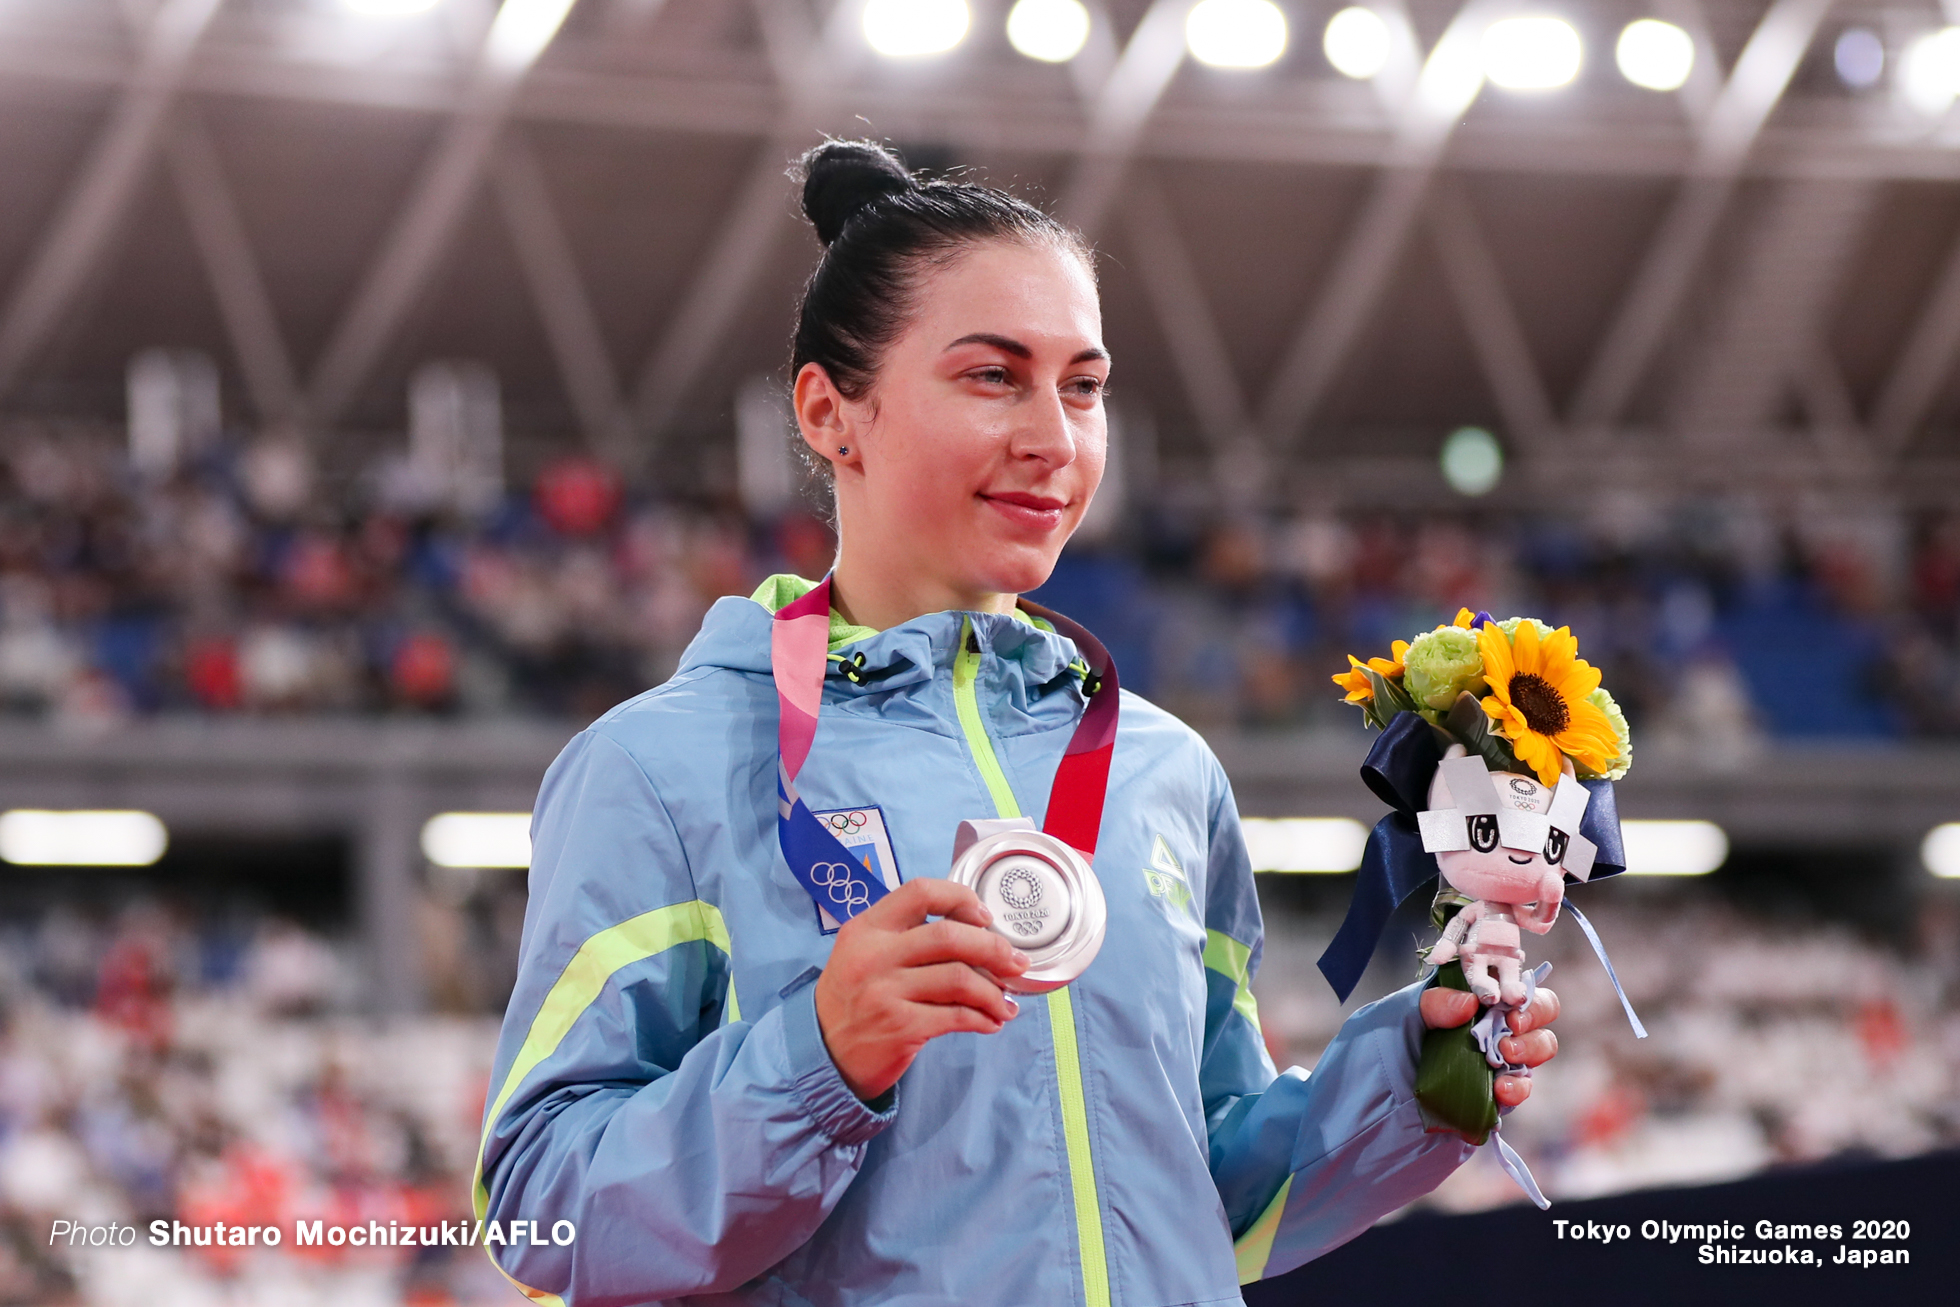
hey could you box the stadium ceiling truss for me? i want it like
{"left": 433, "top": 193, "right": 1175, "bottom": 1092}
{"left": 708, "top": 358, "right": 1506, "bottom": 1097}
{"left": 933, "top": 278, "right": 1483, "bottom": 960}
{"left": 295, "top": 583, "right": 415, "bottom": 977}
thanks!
{"left": 3, "top": 0, "right": 1960, "bottom": 503}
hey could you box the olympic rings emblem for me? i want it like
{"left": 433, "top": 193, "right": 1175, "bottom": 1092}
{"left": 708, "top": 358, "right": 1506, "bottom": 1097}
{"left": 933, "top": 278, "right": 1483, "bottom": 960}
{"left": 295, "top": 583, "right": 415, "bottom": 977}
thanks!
{"left": 825, "top": 810, "right": 869, "bottom": 833}
{"left": 809, "top": 860, "right": 871, "bottom": 909}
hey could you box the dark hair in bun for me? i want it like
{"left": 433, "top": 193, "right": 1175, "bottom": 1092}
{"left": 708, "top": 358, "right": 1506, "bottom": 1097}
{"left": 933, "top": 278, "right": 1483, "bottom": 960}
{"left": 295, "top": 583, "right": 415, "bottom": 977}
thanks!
{"left": 790, "top": 139, "right": 1090, "bottom": 412}
{"left": 800, "top": 140, "right": 916, "bottom": 247}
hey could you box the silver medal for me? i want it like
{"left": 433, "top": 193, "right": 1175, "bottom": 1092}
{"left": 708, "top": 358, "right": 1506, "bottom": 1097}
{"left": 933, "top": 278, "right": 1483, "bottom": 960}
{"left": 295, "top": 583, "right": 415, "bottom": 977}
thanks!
{"left": 948, "top": 818, "right": 1106, "bottom": 994}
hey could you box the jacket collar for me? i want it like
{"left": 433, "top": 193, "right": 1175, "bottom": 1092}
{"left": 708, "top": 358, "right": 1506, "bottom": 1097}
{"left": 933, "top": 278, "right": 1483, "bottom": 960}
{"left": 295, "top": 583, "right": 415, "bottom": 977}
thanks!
{"left": 678, "top": 581, "right": 1085, "bottom": 703}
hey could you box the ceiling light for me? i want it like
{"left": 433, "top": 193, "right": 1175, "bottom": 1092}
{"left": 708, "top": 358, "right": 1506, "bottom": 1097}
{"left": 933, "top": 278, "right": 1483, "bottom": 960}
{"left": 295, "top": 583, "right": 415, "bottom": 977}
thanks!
{"left": 421, "top": 812, "right": 533, "bottom": 868}
{"left": 1834, "top": 28, "right": 1884, "bottom": 90}
{"left": 1242, "top": 818, "right": 1369, "bottom": 873}
{"left": 1619, "top": 820, "right": 1728, "bottom": 876}
{"left": 1440, "top": 426, "right": 1503, "bottom": 496}
{"left": 1007, "top": 0, "right": 1090, "bottom": 63}
{"left": 1615, "top": 18, "right": 1693, "bottom": 92}
{"left": 863, "top": 0, "right": 971, "bottom": 59}
{"left": 1902, "top": 27, "right": 1960, "bottom": 115}
{"left": 340, "top": 0, "right": 441, "bottom": 15}
{"left": 0, "top": 810, "right": 168, "bottom": 867}
{"left": 1922, "top": 823, "right": 1960, "bottom": 877}
{"left": 1324, "top": 7, "right": 1391, "bottom": 80}
{"left": 1481, "top": 15, "right": 1583, "bottom": 91}
{"left": 485, "top": 0, "right": 578, "bottom": 69}
{"left": 1186, "top": 0, "right": 1289, "bottom": 70}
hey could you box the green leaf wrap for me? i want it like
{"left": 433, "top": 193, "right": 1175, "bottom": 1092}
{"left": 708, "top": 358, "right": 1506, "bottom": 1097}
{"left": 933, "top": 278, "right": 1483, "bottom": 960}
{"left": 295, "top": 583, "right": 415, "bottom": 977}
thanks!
{"left": 1444, "top": 691, "right": 1521, "bottom": 775}
{"left": 1415, "top": 961, "right": 1499, "bottom": 1145}
{"left": 1359, "top": 665, "right": 1418, "bottom": 731}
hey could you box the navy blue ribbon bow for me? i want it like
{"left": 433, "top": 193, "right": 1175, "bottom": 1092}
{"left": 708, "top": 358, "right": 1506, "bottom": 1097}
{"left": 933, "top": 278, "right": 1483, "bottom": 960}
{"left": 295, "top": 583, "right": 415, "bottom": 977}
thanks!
{"left": 1316, "top": 711, "right": 1627, "bottom": 1003}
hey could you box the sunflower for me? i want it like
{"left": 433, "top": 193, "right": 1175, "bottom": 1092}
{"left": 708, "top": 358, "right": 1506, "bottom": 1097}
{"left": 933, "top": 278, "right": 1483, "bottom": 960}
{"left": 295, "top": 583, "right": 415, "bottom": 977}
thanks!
{"left": 1331, "top": 640, "right": 1409, "bottom": 704}
{"left": 1476, "top": 621, "right": 1619, "bottom": 786}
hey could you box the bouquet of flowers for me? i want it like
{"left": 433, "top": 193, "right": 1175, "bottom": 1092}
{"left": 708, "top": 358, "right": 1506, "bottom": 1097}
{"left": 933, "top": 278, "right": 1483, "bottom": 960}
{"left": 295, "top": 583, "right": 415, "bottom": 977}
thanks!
{"left": 1332, "top": 608, "right": 1631, "bottom": 788}
{"left": 1321, "top": 610, "right": 1643, "bottom": 1204}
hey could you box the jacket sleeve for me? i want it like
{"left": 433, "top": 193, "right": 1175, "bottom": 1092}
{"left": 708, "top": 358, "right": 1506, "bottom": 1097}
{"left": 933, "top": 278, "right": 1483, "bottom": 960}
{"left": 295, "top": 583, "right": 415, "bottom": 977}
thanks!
{"left": 473, "top": 729, "right": 895, "bottom": 1304}
{"left": 1196, "top": 773, "right": 1474, "bottom": 1284}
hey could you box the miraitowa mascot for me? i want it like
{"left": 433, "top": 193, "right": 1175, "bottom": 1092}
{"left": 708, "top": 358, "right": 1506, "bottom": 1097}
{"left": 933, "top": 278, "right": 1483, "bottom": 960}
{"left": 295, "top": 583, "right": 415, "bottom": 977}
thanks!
{"left": 1321, "top": 611, "right": 1647, "bottom": 1207}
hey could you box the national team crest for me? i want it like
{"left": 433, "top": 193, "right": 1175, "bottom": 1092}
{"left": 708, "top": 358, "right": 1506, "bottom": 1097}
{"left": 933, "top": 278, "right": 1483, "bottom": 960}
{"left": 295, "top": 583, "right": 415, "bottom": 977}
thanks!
{"left": 807, "top": 805, "right": 904, "bottom": 933}
{"left": 1143, "top": 834, "right": 1194, "bottom": 916}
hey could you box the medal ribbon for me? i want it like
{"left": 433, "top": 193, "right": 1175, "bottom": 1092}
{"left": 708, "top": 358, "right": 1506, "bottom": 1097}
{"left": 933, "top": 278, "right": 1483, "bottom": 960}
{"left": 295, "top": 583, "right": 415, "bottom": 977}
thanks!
{"left": 771, "top": 577, "right": 1119, "bottom": 924}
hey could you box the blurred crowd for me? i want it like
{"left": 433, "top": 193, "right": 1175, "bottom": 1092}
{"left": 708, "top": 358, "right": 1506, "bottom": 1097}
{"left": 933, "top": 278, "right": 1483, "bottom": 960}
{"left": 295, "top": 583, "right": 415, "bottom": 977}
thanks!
{"left": 0, "top": 905, "right": 505, "bottom": 1306}
{"left": 1097, "top": 492, "right": 1957, "bottom": 746}
{"left": 1255, "top": 886, "right": 1960, "bottom": 1212}
{"left": 0, "top": 426, "right": 793, "bottom": 726}
{"left": 0, "top": 882, "right": 1953, "bottom": 1304}
{"left": 0, "top": 425, "right": 1956, "bottom": 741}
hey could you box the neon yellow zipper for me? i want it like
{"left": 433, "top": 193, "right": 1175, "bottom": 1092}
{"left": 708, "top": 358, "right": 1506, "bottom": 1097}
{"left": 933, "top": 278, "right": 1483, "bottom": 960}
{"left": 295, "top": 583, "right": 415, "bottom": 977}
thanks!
{"left": 952, "top": 619, "right": 1111, "bottom": 1307}
{"left": 953, "top": 624, "right": 1020, "bottom": 817}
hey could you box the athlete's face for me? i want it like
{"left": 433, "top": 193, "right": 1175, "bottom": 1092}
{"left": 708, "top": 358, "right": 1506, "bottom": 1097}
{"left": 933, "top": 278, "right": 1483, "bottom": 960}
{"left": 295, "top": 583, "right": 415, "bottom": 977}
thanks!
{"left": 797, "top": 238, "right": 1108, "bottom": 602}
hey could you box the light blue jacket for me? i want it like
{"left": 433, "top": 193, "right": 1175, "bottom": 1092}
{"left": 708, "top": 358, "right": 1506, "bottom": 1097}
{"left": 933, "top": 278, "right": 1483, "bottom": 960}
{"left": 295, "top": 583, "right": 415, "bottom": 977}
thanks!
{"left": 475, "top": 583, "right": 1472, "bottom": 1306}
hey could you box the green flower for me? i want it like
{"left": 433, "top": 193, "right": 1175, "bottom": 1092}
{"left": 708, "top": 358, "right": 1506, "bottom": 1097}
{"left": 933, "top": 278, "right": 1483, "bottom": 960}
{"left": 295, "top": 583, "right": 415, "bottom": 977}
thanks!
{"left": 1402, "top": 626, "right": 1485, "bottom": 711}
{"left": 1497, "top": 615, "right": 1556, "bottom": 643}
{"left": 1576, "top": 685, "right": 1633, "bottom": 780}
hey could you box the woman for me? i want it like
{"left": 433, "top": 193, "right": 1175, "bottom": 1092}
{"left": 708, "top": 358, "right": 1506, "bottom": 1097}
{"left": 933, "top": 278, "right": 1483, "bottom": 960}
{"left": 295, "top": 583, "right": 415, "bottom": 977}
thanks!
{"left": 474, "top": 141, "right": 1559, "bottom": 1307}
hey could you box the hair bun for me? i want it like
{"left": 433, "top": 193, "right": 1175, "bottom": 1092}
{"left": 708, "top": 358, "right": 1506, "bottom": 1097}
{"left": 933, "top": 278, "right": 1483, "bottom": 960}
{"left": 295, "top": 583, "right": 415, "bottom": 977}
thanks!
{"left": 798, "top": 140, "right": 916, "bottom": 246}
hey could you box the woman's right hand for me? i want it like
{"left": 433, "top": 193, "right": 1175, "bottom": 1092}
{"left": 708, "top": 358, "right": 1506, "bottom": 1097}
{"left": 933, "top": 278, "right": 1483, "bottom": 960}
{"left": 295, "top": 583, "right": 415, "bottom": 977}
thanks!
{"left": 814, "top": 878, "right": 1029, "bottom": 1101}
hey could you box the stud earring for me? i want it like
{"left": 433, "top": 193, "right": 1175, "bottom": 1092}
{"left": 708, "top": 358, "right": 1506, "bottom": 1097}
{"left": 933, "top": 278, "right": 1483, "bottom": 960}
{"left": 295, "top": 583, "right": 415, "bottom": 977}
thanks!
{"left": 836, "top": 445, "right": 850, "bottom": 455}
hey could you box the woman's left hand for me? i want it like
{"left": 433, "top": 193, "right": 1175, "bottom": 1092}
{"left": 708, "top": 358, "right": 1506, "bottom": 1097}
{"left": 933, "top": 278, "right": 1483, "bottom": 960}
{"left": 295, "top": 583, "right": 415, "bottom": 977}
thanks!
{"left": 1418, "top": 985, "right": 1560, "bottom": 1110}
